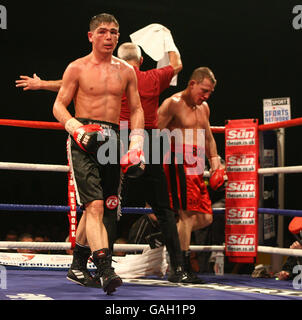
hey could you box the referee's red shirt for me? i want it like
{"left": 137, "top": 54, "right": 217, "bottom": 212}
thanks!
{"left": 120, "top": 65, "right": 174, "bottom": 129}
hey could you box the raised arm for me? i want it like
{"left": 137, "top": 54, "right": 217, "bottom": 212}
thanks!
{"left": 164, "top": 27, "right": 182, "bottom": 76}
{"left": 168, "top": 51, "right": 182, "bottom": 76}
{"left": 16, "top": 73, "right": 62, "bottom": 92}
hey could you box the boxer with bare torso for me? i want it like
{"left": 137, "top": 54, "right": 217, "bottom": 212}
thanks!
{"left": 158, "top": 67, "right": 227, "bottom": 281}
{"left": 53, "top": 13, "right": 144, "bottom": 295}
{"left": 16, "top": 32, "right": 210, "bottom": 285}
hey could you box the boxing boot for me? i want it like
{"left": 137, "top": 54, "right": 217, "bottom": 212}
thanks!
{"left": 168, "top": 265, "right": 191, "bottom": 283}
{"left": 67, "top": 243, "right": 101, "bottom": 288}
{"left": 92, "top": 248, "right": 122, "bottom": 295}
{"left": 182, "top": 250, "right": 205, "bottom": 284}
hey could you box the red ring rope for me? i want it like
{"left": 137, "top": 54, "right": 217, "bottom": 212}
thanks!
{"left": 1, "top": 117, "right": 302, "bottom": 132}
{"left": 0, "top": 119, "right": 63, "bottom": 130}
{"left": 0, "top": 119, "right": 225, "bottom": 132}
{"left": 259, "top": 117, "right": 302, "bottom": 131}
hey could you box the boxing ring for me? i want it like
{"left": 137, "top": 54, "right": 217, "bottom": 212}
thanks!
{"left": 0, "top": 118, "right": 302, "bottom": 301}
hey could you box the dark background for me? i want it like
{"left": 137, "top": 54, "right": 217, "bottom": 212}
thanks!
{"left": 0, "top": 0, "right": 301, "bottom": 243}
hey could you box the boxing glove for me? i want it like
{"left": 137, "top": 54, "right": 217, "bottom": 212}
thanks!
{"left": 73, "top": 124, "right": 106, "bottom": 153}
{"left": 209, "top": 168, "right": 228, "bottom": 191}
{"left": 65, "top": 118, "right": 106, "bottom": 153}
{"left": 120, "top": 148, "right": 145, "bottom": 178}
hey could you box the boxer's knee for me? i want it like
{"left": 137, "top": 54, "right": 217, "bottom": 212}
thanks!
{"left": 192, "top": 212, "right": 213, "bottom": 230}
{"left": 85, "top": 200, "right": 104, "bottom": 217}
{"left": 204, "top": 213, "right": 213, "bottom": 227}
{"left": 177, "top": 210, "right": 196, "bottom": 229}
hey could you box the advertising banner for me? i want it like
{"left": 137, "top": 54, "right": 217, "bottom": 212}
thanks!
{"left": 225, "top": 119, "right": 259, "bottom": 263}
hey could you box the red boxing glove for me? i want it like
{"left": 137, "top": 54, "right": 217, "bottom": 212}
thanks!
{"left": 209, "top": 168, "right": 228, "bottom": 191}
{"left": 73, "top": 124, "right": 106, "bottom": 153}
{"left": 120, "top": 149, "right": 145, "bottom": 178}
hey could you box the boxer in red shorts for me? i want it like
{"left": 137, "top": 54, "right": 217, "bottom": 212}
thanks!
{"left": 164, "top": 144, "right": 212, "bottom": 215}
{"left": 158, "top": 67, "right": 227, "bottom": 281}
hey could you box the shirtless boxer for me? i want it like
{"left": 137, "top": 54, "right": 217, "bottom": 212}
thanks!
{"left": 157, "top": 67, "right": 227, "bottom": 281}
{"left": 16, "top": 39, "right": 196, "bottom": 283}
{"left": 52, "top": 13, "right": 144, "bottom": 295}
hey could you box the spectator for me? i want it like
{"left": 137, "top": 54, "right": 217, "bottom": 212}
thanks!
{"left": 277, "top": 240, "right": 302, "bottom": 280}
{"left": 1, "top": 229, "right": 18, "bottom": 253}
{"left": 128, "top": 205, "right": 164, "bottom": 252}
{"left": 114, "top": 238, "right": 128, "bottom": 257}
{"left": 5, "top": 229, "right": 18, "bottom": 242}
{"left": 277, "top": 217, "right": 302, "bottom": 280}
{"left": 17, "top": 233, "right": 35, "bottom": 254}
{"left": 33, "top": 234, "right": 47, "bottom": 254}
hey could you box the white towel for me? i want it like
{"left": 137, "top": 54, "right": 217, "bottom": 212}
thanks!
{"left": 130, "top": 23, "right": 179, "bottom": 86}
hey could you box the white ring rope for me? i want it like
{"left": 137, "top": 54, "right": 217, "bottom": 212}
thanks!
{"left": 257, "top": 246, "right": 302, "bottom": 257}
{"left": 1, "top": 161, "right": 302, "bottom": 176}
{"left": 0, "top": 241, "right": 70, "bottom": 251}
{"left": 0, "top": 242, "right": 302, "bottom": 257}
{"left": 0, "top": 162, "right": 302, "bottom": 177}
{"left": 258, "top": 165, "right": 302, "bottom": 175}
{"left": 0, "top": 162, "right": 69, "bottom": 172}
{"left": 0, "top": 241, "right": 221, "bottom": 252}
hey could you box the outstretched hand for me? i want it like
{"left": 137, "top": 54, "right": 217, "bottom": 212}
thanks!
{"left": 15, "top": 73, "right": 42, "bottom": 91}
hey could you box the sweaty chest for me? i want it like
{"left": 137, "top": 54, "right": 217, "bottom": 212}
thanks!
{"left": 174, "top": 108, "right": 206, "bottom": 129}
{"left": 79, "top": 65, "right": 125, "bottom": 96}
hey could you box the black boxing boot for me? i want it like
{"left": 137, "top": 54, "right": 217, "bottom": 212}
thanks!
{"left": 168, "top": 265, "right": 191, "bottom": 283}
{"left": 92, "top": 248, "right": 122, "bottom": 295}
{"left": 182, "top": 250, "right": 205, "bottom": 284}
{"left": 166, "top": 247, "right": 191, "bottom": 283}
{"left": 67, "top": 243, "right": 101, "bottom": 288}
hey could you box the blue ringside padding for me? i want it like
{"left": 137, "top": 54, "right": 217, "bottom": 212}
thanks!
{"left": 0, "top": 269, "right": 301, "bottom": 301}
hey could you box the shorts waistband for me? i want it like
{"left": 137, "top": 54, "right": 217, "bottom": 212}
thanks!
{"left": 76, "top": 118, "right": 119, "bottom": 132}
{"left": 171, "top": 144, "right": 205, "bottom": 157}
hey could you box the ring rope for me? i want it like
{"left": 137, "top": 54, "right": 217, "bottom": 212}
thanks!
{"left": 257, "top": 246, "right": 302, "bottom": 258}
{"left": 0, "top": 162, "right": 69, "bottom": 172}
{"left": 1, "top": 161, "right": 302, "bottom": 177}
{"left": 0, "top": 119, "right": 64, "bottom": 130}
{"left": 1, "top": 204, "right": 302, "bottom": 217}
{"left": 1, "top": 117, "right": 302, "bottom": 132}
{"left": 258, "top": 166, "right": 302, "bottom": 175}
{"left": 0, "top": 241, "right": 222, "bottom": 252}
{"left": 0, "top": 241, "right": 302, "bottom": 258}
{"left": 258, "top": 208, "right": 302, "bottom": 217}
{"left": 0, "top": 204, "right": 82, "bottom": 213}
{"left": 0, "top": 118, "right": 225, "bottom": 133}
{"left": 258, "top": 117, "right": 302, "bottom": 131}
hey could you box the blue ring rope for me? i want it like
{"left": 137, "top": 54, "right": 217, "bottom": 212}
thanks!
{"left": 0, "top": 203, "right": 301, "bottom": 217}
{"left": 257, "top": 208, "right": 302, "bottom": 217}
